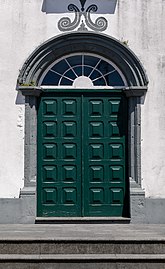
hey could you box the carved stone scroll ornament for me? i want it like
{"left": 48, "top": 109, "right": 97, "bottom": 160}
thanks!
{"left": 84, "top": 5, "right": 108, "bottom": 32}
{"left": 58, "top": 4, "right": 81, "bottom": 32}
{"left": 58, "top": 3, "right": 108, "bottom": 32}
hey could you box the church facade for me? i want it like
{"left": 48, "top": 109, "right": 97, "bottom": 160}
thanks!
{"left": 0, "top": 0, "right": 165, "bottom": 223}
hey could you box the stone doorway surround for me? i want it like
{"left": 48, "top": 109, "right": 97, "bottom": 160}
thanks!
{"left": 18, "top": 32, "right": 148, "bottom": 223}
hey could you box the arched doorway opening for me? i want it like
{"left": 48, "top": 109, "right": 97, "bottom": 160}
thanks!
{"left": 18, "top": 32, "right": 148, "bottom": 220}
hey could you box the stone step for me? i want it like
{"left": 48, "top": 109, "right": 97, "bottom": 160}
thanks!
{"left": 0, "top": 224, "right": 165, "bottom": 256}
{"left": 0, "top": 225, "right": 165, "bottom": 268}
{"left": 0, "top": 254, "right": 165, "bottom": 269}
{"left": 0, "top": 253, "right": 165, "bottom": 261}
{"left": 0, "top": 240, "right": 165, "bottom": 254}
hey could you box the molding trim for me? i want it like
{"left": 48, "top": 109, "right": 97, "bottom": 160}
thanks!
{"left": 20, "top": 186, "right": 36, "bottom": 197}
{"left": 18, "top": 86, "right": 147, "bottom": 98}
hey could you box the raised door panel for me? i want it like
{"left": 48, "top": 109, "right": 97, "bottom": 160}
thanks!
{"left": 83, "top": 93, "right": 127, "bottom": 217}
{"left": 37, "top": 94, "right": 82, "bottom": 217}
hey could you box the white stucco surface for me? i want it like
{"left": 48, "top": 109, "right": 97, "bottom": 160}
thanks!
{"left": 0, "top": 0, "right": 165, "bottom": 198}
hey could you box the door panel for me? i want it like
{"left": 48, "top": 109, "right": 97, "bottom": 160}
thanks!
{"left": 37, "top": 94, "right": 82, "bottom": 217}
{"left": 37, "top": 92, "right": 128, "bottom": 217}
{"left": 83, "top": 94, "right": 127, "bottom": 216}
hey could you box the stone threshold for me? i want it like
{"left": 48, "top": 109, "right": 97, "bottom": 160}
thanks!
{"left": 35, "top": 217, "right": 131, "bottom": 224}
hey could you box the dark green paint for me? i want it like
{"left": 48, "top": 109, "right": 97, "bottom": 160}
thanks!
{"left": 37, "top": 91, "right": 128, "bottom": 217}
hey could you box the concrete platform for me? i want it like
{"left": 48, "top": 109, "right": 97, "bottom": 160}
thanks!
{"left": 0, "top": 224, "right": 164, "bottom": 241}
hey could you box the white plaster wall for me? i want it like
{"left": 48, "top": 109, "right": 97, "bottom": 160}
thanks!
{"left": 0, "top": 0, "right": 165, "bottom": 198}
{"left": 111, "top": 0, "right": 165, "bottom": 198}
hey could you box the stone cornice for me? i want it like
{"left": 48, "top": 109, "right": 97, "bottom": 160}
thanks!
{"left": 123, "top": 86, "right": 148, "bottom": 97}
{"left": 18, "top": 86, "right": 43, "bottom": 97}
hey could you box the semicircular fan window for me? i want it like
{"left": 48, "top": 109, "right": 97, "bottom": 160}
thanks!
{"left": 40, "top": 54, "right": 126, "bottom": 87}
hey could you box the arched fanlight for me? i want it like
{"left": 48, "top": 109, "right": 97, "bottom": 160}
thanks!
{"left": 40, "top": 54, "right": 126, "bottom": 87}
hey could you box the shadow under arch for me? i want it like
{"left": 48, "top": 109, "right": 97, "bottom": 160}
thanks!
{"left": 18, "top": 32, "right": 148, "bottom": 87}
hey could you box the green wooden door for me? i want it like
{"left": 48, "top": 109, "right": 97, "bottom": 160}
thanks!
{"left": 37, "top": 91, "right": 128, "bottom": 217}
{"left": 83, "top": 93, "right": 127, "bottom": 216}
{"left": 37, "top": 93, "right": 82, "bottom": 217}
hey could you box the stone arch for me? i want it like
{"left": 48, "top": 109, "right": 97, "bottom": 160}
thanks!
{"left": 18, "top": 32, "right": 148, "bottom": 87}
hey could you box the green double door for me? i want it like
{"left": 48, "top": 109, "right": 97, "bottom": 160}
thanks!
{"left": 37, "top": 91, "right": 128, "bottom": 217}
